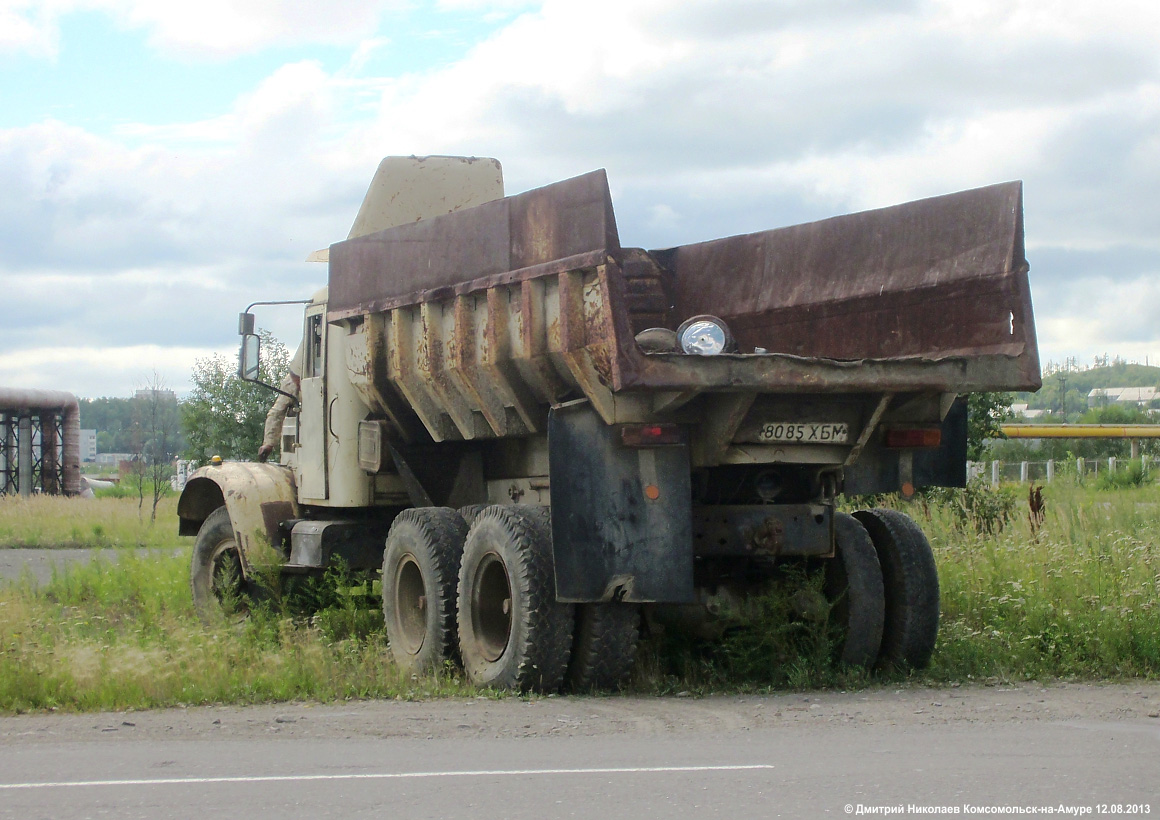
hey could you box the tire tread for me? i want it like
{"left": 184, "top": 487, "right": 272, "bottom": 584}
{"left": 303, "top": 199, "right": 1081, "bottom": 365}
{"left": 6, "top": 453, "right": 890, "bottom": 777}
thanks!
{"left": 566, "top": 604, "right": 640, "bottom": 691}
{"left": 458, "top": 505, "right": 573, "bottom": 692}
{"left": 382, "top": 507, "right": 468, "bottom": 673}
{"left": 853, "top": 508, "right": 940, "bottom": 669}
{"left": 830, "top": 512, "right": 886, "bottom": 668}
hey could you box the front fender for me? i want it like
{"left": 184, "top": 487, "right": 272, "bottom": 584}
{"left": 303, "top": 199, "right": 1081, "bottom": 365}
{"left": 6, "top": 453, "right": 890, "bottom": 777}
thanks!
{"left": 178, "top": 462, "right": 298, "bottom": 577}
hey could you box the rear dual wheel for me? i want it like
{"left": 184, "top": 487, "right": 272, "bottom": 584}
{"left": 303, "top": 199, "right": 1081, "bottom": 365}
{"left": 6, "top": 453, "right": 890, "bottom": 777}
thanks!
{"left": 457, "top": 505, "right": 574, "bottom": 692}
{"left": 382, "top": 508, "right": 469, "bottom": 675}
{"left": 825, "top": 512, "right": 886, "bottom": 668}
{"left": 853, "top": 508, "right": 940, "bottom": 670}
{"left": 385, "top": 503, "right": 641, "bottom": 692}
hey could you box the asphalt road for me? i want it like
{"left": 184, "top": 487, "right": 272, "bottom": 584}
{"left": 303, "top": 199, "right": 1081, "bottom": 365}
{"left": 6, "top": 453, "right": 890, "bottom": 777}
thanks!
{"left": 1, "top": 685, "right": 1156, "bottom": 819}
{"left": 0, "top": 548, "right": 183, "bottom": 586}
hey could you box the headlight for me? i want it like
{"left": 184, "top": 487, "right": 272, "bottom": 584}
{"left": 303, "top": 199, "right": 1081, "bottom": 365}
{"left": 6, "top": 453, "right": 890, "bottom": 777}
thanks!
{"left": 677, "top": 315, "right": 734, "bottom": 356}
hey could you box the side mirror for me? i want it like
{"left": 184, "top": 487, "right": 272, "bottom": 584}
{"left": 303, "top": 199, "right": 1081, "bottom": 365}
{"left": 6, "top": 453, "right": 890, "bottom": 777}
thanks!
{"left": 239, "top": 334, "right": 260, "bottom": 381}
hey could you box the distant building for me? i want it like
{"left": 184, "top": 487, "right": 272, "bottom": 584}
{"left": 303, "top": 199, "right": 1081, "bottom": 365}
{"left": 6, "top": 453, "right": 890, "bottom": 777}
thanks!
{"left": 1008, "top": 403, "right": 1045, "bottom": 420}
{"left": 1087, "top": 386, "right": 1159, "bottom": 407}
{"left": 79, "top": 429, "right": 97, "bottom": 462}
{"left": 171, "top": 459, "right": 195, "bottom": 492}
{"left": 95, "top": 452, "right": 135, "bottom": 465}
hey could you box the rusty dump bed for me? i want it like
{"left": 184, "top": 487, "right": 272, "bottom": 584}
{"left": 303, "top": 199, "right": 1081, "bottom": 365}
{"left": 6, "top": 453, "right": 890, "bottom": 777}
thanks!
{"left": 328, "top": 170, "right": 1039, "bottom": 441}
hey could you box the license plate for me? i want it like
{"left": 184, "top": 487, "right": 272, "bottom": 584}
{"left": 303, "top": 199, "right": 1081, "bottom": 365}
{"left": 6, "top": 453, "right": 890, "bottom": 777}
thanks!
{"left": 756, "top": 422, "right": 849, "bottom": 444}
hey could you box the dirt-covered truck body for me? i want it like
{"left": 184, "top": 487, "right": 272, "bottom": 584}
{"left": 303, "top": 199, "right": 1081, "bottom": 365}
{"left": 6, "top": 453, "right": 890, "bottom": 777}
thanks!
{"left": 179, "top": 156, "right": 1039, "bottom": 690}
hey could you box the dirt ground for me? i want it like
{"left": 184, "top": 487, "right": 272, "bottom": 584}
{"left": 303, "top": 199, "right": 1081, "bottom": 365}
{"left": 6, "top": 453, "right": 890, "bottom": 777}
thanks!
{"left": 1, "top": 548, "right": 1156, "bottom": 745}
{"left": 2, "top": 681, "right": 1157, "bottom": 743}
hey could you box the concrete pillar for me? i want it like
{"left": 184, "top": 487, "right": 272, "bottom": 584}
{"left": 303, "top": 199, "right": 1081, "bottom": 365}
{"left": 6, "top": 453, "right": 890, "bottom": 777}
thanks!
{"left": 40, "top": 413, "right": 60, "bottom": 495}
{"left": 1109, "top": 457, "right": 1117, "bottom": 474}
{"left": 1131, "top": 439, "right": 1140, "bottom": 459}
{"left": 1077, "top": 457, "right": 1085, "bottom": 478}
{"left": 1144, "top": 455, "right": 1150, "bottom": 475}
{"left": 17, "top": 416, "right": 32, "bottom": 497}
{"left": 991, "top": 460, "right": 1000, "bottom": 487}
{"left": 1047, "top": 460, "right": 1055, "bottom": 482}
{"left": 1020, "top": 461, "right": 1029, "bottom": 483}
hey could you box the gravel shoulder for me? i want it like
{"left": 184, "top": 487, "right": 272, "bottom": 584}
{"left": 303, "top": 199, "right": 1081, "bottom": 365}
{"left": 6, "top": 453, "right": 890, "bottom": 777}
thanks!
{"left": 2, "top": 681, "right": 1157, "bottom": 744}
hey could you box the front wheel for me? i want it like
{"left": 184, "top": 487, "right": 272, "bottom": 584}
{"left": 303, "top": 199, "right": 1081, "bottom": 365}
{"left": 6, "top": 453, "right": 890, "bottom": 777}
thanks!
{"left": 457, "top": 505, "right": 574, "bottom": 692}
{"left": 190, "top": 506, "right": 256, "bottom": 623}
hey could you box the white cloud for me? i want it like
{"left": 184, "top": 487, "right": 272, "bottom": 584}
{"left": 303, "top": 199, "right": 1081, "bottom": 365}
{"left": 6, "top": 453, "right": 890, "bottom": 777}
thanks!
{"left": 0, "top": 344, "right": 223, "bottom": 398}
{"left": 4, "top": 0, "right": 1160, "bottom": 396}
{"left": 0, "top": 0, "right": 58, "bottom": 56}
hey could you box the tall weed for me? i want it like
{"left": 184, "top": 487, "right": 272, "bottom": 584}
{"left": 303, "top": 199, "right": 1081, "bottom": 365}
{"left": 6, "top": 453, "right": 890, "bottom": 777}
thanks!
{"left": 921, "top": 481, "right": 1160, "bottom": 681}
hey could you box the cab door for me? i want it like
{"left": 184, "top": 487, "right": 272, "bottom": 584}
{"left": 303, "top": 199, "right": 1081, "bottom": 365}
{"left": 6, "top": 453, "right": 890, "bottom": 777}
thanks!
{"left": 296, "top": 306, "right": 328, "bottom": 500}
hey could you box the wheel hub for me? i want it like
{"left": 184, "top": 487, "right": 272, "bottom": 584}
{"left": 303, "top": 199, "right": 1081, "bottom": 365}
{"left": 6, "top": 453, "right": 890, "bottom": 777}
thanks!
{"left": 472, "top": 552, "right": 512, "bottom": 662}
{"left": 393, "top": 555, "right": 428, "bottom": 655}
{"left": 210, "top": 541, "right": 244, "bottom": 608}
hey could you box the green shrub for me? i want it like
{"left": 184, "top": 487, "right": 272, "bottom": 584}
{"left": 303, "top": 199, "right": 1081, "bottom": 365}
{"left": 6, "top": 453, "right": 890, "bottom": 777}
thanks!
{"left": 1095, "top": 460, "right": 1152, "bottom": 491}
{"left": 925, "top": 478, "right": 1020, "bottom": 535}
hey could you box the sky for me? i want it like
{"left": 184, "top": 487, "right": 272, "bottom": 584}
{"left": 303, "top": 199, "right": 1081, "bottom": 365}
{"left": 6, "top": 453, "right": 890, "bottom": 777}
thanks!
{"left": 2, "top": 0, "right": 1158, "bottom": 399}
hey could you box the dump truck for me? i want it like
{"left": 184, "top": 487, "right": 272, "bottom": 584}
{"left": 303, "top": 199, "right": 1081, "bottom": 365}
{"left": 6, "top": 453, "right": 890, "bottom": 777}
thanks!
{"left": 177, "top": 155, "right": 1040, "bottom": 691}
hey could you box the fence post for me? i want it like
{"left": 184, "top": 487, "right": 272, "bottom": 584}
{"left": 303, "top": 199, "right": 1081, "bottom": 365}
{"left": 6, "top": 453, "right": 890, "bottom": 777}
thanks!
{"left": 1020, "top": 462, "right": 1029, "bottom": 483}
{"left": 1144, "top": 455, "right": 1150, "bottom": 475}
{"left": 1109, "top": 457, "right": 1117, "bottom": 474}
{"left": 991, "top": 460, "right": 1000, "bottom": 488}
{"left": 1131, "top": 439, "right": 1140, "bottom": 459}
{"left": 1046, "top": 460, "right": 1055, "bottom": 482}
{"left": 1077, "top": 457, "right": 1084, "bottom": 478}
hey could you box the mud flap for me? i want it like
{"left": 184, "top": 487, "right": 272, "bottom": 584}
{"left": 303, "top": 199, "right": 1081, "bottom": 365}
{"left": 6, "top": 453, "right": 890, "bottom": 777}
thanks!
{"left": 548, "top": 402, "right": 694, "bottom": 604}
{"left": 843, "top": 396, "right": 969, "bottom": 495}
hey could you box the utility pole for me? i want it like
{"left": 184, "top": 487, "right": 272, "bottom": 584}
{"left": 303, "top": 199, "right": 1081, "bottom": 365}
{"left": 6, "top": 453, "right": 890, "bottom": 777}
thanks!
{"left": 1059, "top": 375, "right": 1067, "bottom": 422}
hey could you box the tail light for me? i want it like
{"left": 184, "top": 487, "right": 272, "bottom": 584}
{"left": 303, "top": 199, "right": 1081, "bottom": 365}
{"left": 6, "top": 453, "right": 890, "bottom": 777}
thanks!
{"left": 884, "top": 428, "right": 942, "bottom": 449}
{"left": 620, "top": 424, "right": 686, "bottom": 447}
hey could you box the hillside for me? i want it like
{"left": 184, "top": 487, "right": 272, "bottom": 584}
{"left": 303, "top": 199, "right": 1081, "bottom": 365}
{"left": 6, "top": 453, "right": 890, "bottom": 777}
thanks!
{"left": 1015, "top": 363, "right": 1160, "bottom": 415}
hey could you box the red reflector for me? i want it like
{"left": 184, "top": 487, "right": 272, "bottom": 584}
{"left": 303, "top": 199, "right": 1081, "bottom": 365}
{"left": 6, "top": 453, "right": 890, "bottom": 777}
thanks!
{"left": 620, "top": 424, "right": 685, "bottom": 447}
{"left": 884, "top": 428, "right": 942, "bottom": 448}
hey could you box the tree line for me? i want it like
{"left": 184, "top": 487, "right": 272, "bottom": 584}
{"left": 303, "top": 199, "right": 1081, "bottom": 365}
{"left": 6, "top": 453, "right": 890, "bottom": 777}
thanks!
{"left": 78, "top": 334, "right": 290, "bottom": 521}
{"left": 86, "top": 341, "right": 1132, "bottom": 498}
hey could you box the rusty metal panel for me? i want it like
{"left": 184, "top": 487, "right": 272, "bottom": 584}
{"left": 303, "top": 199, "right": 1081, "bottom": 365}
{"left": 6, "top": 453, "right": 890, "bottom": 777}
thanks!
{"left": 692, "top": 504, "right": 833, "bottom": 558}
{"left": 328, "top": 170, "right": 620, "bottom": 320}
{"left": 327, "top": 171, "right": 1040, "bottom": 447}
{"left": 645, "top": 181, "right": 1039, "bottom": 389}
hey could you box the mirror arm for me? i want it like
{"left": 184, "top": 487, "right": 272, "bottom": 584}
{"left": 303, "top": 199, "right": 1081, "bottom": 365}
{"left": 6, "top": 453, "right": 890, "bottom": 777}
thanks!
{"left": 246, "top": 379, "right": 300, "bottom": 407}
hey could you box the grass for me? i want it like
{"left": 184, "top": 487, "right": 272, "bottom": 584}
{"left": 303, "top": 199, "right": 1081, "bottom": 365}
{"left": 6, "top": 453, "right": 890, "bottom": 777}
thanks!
{"left": 0, "top": 479, "right": 1156, "bottom": 712}
{"left": 0, "top": 550, "right": 472, "bottom": 713}
{"left": 0, "top": 495, "right": 184, "bottom": 549}
{"left": 921, "top": 481, "right": 1160, "bottom": 682}
{"left": 635, "top": 478, "right": 1160, "bottom": 693}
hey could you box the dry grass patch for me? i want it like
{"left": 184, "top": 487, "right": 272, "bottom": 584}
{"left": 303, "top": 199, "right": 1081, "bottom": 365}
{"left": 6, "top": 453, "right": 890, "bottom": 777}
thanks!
{"left": 0, "top": 495, "right": 185, "bottom": 549}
